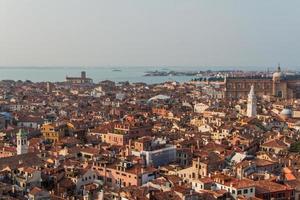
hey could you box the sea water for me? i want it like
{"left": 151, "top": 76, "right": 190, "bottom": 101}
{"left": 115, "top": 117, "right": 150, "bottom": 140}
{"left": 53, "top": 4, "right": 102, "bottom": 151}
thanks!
{"left": 0, "top": 66, "right": 204, "bottom": 84}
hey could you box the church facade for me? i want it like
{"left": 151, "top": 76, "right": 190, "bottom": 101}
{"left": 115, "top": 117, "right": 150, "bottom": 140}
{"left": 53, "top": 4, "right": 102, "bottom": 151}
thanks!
{"left": 224, "top": 67, "right": 300, "bottom": 100}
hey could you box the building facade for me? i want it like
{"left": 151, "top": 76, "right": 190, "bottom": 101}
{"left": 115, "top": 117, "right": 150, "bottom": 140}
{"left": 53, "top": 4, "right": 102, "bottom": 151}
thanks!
{"left": 225, "top": 66, "right": 300, "bottom": 99}
{"left": 66, "top": 71, "right": 93, "bottom": 84}
{"left": 140, "top": 145, "right": 176, "bottom": 167}
{"left": 40, "top": 122, "right": 74, "bottom": 143}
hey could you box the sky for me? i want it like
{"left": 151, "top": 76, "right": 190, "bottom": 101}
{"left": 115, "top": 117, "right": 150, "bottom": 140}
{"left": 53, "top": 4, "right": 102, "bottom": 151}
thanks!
{"left": 0, "top": 0, "right": 300, "bottom": 69}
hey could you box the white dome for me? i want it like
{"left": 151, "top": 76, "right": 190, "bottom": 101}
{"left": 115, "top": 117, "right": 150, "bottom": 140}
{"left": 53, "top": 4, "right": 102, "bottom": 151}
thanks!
{"left": 273, "top": 71, "right": 283, "bottom": 79}
{"left": 273, "top": 66, "right": 284, "bottom": 80}
{"left": 280, "top": 108, "right": 292, "bottom": 116}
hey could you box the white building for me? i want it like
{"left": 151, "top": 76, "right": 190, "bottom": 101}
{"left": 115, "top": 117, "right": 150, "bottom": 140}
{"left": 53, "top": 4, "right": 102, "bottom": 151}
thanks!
{"left": 71, "top": 169, "right": 100, "bottom": 192}
{"left": 14, "top": 167, "right": 42, "bottom": 190}
{"left": 214, "top": 178, "right": 255, "bottom": 199}
{"left": 91, "top": 86, "right": 105, "bottom": 98}
{"left": 132, "top": 145, "right": 176, "bottom": 167}
{"left": 194, "top": 103, "right": 209, "bottom": 114}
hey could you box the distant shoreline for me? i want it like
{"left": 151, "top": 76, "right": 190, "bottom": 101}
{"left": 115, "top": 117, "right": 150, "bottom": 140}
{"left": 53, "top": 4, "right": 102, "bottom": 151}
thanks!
{"left": 0, "top": 66, "right": 299, "bottom": 84}
{"left": 1, "top": 65, "right": 299, "bottom": 71}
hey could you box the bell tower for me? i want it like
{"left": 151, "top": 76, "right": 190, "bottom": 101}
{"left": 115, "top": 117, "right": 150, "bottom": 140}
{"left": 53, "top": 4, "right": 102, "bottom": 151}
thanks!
{"left": 247, "top": 85, "right": 257, "bottom": 117}
{"left": 17, "top": 129, "right": 28, "bottom": 155}
{"left": 272, "top": 64, "right": 284, "bottom": 97}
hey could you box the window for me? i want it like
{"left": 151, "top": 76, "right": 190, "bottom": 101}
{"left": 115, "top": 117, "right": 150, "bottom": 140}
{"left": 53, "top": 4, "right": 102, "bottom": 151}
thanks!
{"left": 243, "top": 189, "right": 248, "bottom": 194}
{"left": 250, "top": 188, "right": 253, "bottom": 193}
{"left": 232, "top": 190, "right": 235, "bottom": 194}
{"left": 237, "top": 190, "right": 242, "bottom": 195}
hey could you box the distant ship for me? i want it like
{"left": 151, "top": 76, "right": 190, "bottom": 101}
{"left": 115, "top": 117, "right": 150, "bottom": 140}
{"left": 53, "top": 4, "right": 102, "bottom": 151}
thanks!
{"left": 112, "top": 69, "right": 122, "bottom": 72}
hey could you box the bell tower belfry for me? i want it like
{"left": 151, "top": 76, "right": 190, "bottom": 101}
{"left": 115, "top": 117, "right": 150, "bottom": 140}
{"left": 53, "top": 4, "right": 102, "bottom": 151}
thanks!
{"left": 17, "top": 129, "right": 28, "bottom": 155}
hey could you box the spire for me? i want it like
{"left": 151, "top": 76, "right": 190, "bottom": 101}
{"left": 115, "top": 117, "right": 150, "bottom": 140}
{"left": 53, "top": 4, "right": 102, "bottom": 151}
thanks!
{"left": 17, "top": 128, "right": 27, "bottom": 137}
{"left": 249, "top": 85, "right": 255, "bottom": 96}
{"left": 247, "top": 85, "right": 257, "bottom": 118}
{"left": 277, "top": 63, "right": 281, "bottom": 72}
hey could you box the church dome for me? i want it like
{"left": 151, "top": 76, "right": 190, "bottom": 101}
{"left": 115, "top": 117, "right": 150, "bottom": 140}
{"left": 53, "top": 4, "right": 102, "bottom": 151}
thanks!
{"left": 273, "top": 71, "right": 283, "bottom": 79}
{"left": 273, "top": 65, "right": 284, "bottom": 80}
{"left": 280, "top": 108, "right": 292, "bottom": 118}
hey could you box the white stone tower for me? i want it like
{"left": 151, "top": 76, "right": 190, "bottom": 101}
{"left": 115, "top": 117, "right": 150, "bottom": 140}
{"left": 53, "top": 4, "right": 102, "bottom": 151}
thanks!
{"left": 17, "top": 129, "right": 28, "bottom": 155}
{"left": 46, "top": 82, "right": 52, "bottom": 93}
{"left": 247, "top": 85, "right": 257, "bottom": 117}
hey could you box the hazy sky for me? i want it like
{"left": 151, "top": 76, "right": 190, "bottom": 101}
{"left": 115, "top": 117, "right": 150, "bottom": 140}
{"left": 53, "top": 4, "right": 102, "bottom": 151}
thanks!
{"left": 1, "top": 0, "right": 300, "bottom": 68}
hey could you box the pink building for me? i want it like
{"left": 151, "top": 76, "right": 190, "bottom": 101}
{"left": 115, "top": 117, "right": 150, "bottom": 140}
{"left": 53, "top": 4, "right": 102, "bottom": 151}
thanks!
{"left": 92, "top": 160, "right": 157, "bottom": 188}
{"left": 102, "top": 121, "right": 152, "bottom": 146}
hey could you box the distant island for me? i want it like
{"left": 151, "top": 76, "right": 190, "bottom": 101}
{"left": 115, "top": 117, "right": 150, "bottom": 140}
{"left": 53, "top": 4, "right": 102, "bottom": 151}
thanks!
{"left": 144, "top": 70, "right": 199, "bottom": 76}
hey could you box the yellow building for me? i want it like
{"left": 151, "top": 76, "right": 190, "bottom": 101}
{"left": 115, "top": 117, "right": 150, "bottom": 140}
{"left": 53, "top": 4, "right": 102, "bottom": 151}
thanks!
{"left": 41, "top": 122, "right": 74, "bottom": 143}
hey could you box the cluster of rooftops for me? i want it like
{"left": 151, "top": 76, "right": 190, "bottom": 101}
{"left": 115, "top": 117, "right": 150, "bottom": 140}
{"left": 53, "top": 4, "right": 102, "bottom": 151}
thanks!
{"left": 0, "top": 71, "right": 300, "bottom": 199}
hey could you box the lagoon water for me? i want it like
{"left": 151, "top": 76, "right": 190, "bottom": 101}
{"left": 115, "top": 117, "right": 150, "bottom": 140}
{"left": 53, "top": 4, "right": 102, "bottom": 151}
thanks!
{"left": 0, "top": 66, "right": 204, "bottom": 84}
{"left": 0, "top": 65, "right": 279, "bottom": 84}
